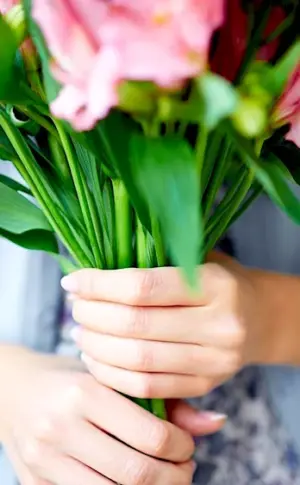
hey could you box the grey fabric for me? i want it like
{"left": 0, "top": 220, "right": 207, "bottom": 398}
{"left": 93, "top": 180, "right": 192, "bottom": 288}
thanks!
{"left": 0, "top": 163, "right": 61, "bottom": 484}
{"left": 231, "top": 186, "right": 300, "bottom": 452}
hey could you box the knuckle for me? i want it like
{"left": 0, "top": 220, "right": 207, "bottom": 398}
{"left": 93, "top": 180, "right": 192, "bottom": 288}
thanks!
{"left": 62, "top": 375, "right": 92, "bottom": 413}
{"left": 72, "top": 300, "right": 84, "bottom": 324}
{"left": 128, "top": 269, "right": 159, "bottom": 305}
{"left": 218, "top": 314, "right": 246, "bottom": 347}
{"left": 126, "top": 307, "right": 149, "bottom": 337}
{"left": 132, "top": 341, "right": 154, "bottom": 371}
{"left": 135, "top": 374, "right": 155, "bottom": 398}
{"left": 148, "top": 421, "right": 172, "bottom": 458}
{"left": 197, "top": 378, "right": 213, "bottom": 396}
{"left": 190, "top": 346, "right": 203, "bottom": 367}
{"left": 205, "top": 262, "right": 227, "bottom": 283}
{"left": 206, "top": 263, "right": 238, "bottom": 294}
{"left": 78, "top": 269, "right": 97, "bottom": 297}
{"left": 226, "top": 352, "right": 243, "bottom": 372}
{"left": 21, "top": 439, "right": 42, "bottom": 468}
{"left": 33, "top": 415, "right": 61, "bottom": 443}
{"left": 127, "top": 459, "right": 153, "bottom": 485}
{"left": 228, "top": 317, "right": 246, "bottom": 346}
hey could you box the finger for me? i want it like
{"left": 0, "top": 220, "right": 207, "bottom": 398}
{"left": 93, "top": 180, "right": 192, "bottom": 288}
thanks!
{"left": 82, "top": 356, "right": 213, "bottom": 398}
{"left": 62, "top": 419, "right": 193, "bottom": 485}
{"left": 5, "top": 440, "right": 51, "bottom": 485}
{"left": 79, "top": 380, "right": 194, "bottom": 462}
{"left": 21, "top": 440, "right": 112, "bottom": 485}
{"left": 73, "top": 300, "right": 242, "bottom": 348}
{"left": 62, "top": 266, "right": 209, "bottom": 306}
{"left": 78, "top": 330, "right": 239, "bottom": 376}
{"left": 167, "top": 400, "right": 226, "bottom": 435}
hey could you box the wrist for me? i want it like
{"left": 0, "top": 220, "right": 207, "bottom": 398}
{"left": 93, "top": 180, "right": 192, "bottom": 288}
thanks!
{"left": 246, "top": 269, "right": 300, "bottom": 366}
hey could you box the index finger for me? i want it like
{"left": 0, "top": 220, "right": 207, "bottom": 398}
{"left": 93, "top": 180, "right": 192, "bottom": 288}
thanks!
{"left": 81, "top": 379, "right": 195, "bottom": 463}
{"left": 61, "top": 266, "right": 214, "bottom": 307}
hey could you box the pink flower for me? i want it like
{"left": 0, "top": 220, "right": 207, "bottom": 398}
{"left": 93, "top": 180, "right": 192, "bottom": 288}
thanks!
{"left": 211, "top": 0, "right": 286, "bottom": 82}
{"left": 276, "top": 66, "right": 300, "bottom": 147}
{"left": 32, "top": 0, "right": 225, "bottom": 131}
{"left": 0, "top": 0, "right": 15, "bottom": 12}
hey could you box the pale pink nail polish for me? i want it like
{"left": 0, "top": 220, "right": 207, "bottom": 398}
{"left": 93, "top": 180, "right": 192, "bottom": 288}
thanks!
{"left": 202, "top": 412, "right": 227, "bottom": 422}
{"left": 81, "top": 353, "right": 93, "bottom": 366}
{"left": 61, "top": 275, "right": 78, "bottom": 293}
{"left": 70, "top": 326, "right": 80, "bottom": 343}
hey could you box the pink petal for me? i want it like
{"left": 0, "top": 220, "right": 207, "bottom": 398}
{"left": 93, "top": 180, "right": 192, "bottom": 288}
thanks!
{"left": 286, "top": 114, "right": 300, "bottom": 148}
{"left": 32, "top": 0, "right": 96, "bottom": 74}
{"left": 51, "top": 85, "right": 96, "bottom": 130}
{"left": 88, "top": 47, "right": 120, "bottom": 119}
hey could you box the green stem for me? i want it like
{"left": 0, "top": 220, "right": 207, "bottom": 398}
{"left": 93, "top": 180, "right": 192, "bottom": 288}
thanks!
{"left": 151, "top": 216, "right": 166, "bottom": 267}
{"left": 136, "top": 215, "right": 166, "bottom": 419}
{"left": 141, "top": 118, "right": 167, "bottom": 421}
{"left": 264, "top": 14, "right": 294, "bottom": 44}
{"left": 0, "top": 111, "right": 91, "bottom": 266}
{"left": 151, "top": 399, "right": 167, "bottom": 420}
{"left": 17, "top": 106, "right": 58, "bottom": 138}
{"left": 201, "top": 131, "right": 222, "bottom": 194}
{"left": 205, "top": 166, "right": 247, "bottom": 236}
{"left": 112, "top": 179, "right": 133, "bottom": 269}
{"left": 203, "top": 138, "right": 232, "bottom": 221}
{"left": 102, "top": 179, "right": 116, "bottom": 269}
{"left": 205, "top": 169, "right": 255, "bottom": 254}
{"left": 195, "top": 125, "right": 209, "bottom": 179}
{"left": 228, "top": 184, "right": 262, "bottom": 228}
{"left": 136, "top": 217, "right": 148, "bottom": 269}
{"left": 235, "top": 4, "right": 271, "bottom": 84}
{"left": 55, "top": 120, "right": 104, "bottom": 269}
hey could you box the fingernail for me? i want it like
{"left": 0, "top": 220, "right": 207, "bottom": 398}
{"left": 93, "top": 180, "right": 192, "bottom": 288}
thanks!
{"left": 192, "top": 461, "right": 197, "bottom": 474}
{"left": 202, "top": 412, "right": 227, "bottom": 422}
{"left": 61, "top": 275, "right": 77, "bottom": 293}
{"left": 81, "top": 353, "right": 93, "bottom": 366}
{"left": 70, "top": 326, "right": 81, "bottom": 343}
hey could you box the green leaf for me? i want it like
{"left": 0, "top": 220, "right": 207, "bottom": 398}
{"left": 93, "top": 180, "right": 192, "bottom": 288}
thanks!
{"left": 130, "top": 134, "right": 202, "bottom": 283}
{"left": 22, "top": 0, "right": 60, "bottom": 102}
{"left": 0, "top": 15, "right": 17, "bottom": 99}
{"left": 0, "top": 227, "right": 58, "bottom": 252}
{"left": 230, "top": 129, "right": 300, "bottom": 224}
{"left": 197, "top": 74, "right": 239, "bottom": 130}
{"left": 53, "top": 254, "right": 79, "bottom": 274}
{"left": 0, "top": 126, "right": 17, "bottom": 160}
{"left": 271, "top": 40, "right": 300, "bottom": 96}
{"left": 0, "top": 181, "right": 53, "bottom": 233}
{"left": 272, "top": 140, "right": 300, "bottom": 186}
{"left": 0, "top": 174, "right": 31, "bottom": 195}
{"left": 87, "top": 111, "right": 151, "bottom": 231}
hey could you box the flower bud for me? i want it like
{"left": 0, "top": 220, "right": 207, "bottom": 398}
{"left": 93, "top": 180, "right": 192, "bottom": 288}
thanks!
{"left": 2, "top": 1, "right": 38, "bottom": 73}
{"left": 232, "top": 98, "right": 267, "bottom": 139}
{"left": 3, "top": 3, "right": 26, "bottom": 46}
{"left": 118, "top": 81, "right": 156, "bottom": 115}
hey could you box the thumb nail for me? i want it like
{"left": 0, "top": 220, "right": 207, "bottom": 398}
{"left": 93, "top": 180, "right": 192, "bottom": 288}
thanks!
{"left": 61, "top": 275, "right": 77, "bottom": 293}
{"left": 201, "top": 411, "right": 227, "bottom": 422}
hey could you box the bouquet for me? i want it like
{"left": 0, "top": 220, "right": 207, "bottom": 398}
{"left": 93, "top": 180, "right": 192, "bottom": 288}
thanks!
{"left": 0, "top": 0, "right": 299, "bottom": 423}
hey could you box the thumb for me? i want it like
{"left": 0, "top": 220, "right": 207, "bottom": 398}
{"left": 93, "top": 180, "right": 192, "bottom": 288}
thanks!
{"left": 167, "top": 400, "right": 226, "bottom": 436}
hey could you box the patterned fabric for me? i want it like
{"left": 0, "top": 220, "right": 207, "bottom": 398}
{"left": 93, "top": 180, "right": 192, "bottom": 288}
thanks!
{"left": 191, "top": 368, "right": 300, "bottom": 485}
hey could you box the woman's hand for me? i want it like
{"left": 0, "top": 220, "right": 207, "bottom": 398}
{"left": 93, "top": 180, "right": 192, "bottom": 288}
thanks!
{"left": 63, "top": 253, "right": 264, "bottom": 400}
{"left": 0, "top": 346, "right": 222, "bottom": 485}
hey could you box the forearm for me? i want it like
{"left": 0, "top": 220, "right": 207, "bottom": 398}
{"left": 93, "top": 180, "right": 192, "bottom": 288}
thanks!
{"left": 247, "top": 269, "right": 300, "bottom": 366}
{"left": 0, "top": 344, "right": 84, "bottom": 440}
